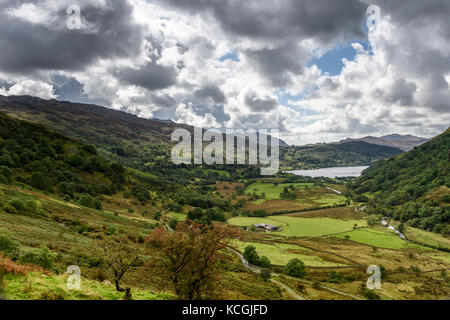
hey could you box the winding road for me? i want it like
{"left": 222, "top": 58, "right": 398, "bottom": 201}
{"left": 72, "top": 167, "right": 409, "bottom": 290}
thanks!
{"left": 228, "top": 248, "right": 365, "bottom": 300}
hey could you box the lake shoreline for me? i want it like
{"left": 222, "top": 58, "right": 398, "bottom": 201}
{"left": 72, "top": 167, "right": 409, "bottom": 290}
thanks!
{"left": 284, "top": 166, "right": 369, "bottom": 178}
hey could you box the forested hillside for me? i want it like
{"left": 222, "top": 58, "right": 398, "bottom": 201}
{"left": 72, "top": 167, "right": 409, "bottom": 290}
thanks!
{"left": 0, "top": 95, "right": 270, "bottom": 183}
{"left": 280, "top": 141, "right": 403, "bottom": 170}
{"left": 0, "top": 111, "right": 178, "bottom": 211}
{"left": 350, "top": 128, "right": 450, "bottom": 235}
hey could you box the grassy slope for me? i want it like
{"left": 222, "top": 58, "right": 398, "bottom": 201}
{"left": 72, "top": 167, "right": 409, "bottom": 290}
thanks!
{"left": 3, "top": 273, "right": 172, "bottom": 300}
{"left": 335, "top": 228, "right": 426, "bottom": 250}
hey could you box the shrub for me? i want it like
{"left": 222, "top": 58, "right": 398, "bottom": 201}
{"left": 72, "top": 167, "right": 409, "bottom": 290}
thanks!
{"left": 0, "top": 235, "right": 19, "bottom": 258}
{"left": 7, "top": 199, "right": 25, "bottom": 211}
{"left": 360, "top": 283, "right": 381, "bottom": 300}
{"left": 0, "top": 254, "right": 43, "bottom": 277}
{"left": 0, "top": 166, "right": 13, "bottom": 179}
{"left": 260, "top": 268, "right": 271, "bottom": 282}
{"left": 168, "top": 218, "right": 179, "bottom": 230}
{"left": 297, "top": 284, "right": 306, "bottom": 293}
{"left": 40, "top": 288, "right": 67, "bottom": 300}
{"left": 4, "top": 205, "right": 17, "bottom": 214}
{"left": 30, "top": 173, "right": 53, "bottom": 192}
{"left": 328, "top": 271, "right": 344, "bottom": 283}
{"left": 312, "top": 281, "right": 321, "bottom": 289}
{"left": 167, "top": 203, "right": 183, "bottom": 213}
{"left": 259, "top": 256, "right": 271, "bottom": 268}
{"left": 79, "top": 195, "right": 102, "bottom": 211}
{"left": 285, "top": 258, "right": 307, "bottom": 278}
{"left": 19, "top": 245, "right": 57, "bottom": 270}
{"left": 441, "top": 194, "right": 450, "bottom": 203}
{"left": 153, "top": 211, "right": 162, "bottom": 221}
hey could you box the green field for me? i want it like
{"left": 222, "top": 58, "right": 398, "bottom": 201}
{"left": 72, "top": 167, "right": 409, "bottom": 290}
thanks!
{"left": 228, "top": 217, "right": 285, "bottom": 228}
{"left": 228, "top": 216, "right": 367, "bottom": 237}
{"left": 244, "top": 182, "right": 347, "bottom": 209}
{"left": 403, "top": 226, "right": 450, "bottom": 251}
{"left": 166, "top": 211, "right": 187, "bottom": 221}
{"left": 232, "top": 241, "right": 344, "bottom": 267}
{"left": 245, "top": 183, "right": 313, "bottom": 200}
{"left": 335, "top": 228, "right": 426, "bottom": 250}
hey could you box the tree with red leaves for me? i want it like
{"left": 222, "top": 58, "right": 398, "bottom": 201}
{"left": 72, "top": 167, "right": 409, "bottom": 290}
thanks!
{"left": 146, "top": 221, "right": 238, "bottom": 300}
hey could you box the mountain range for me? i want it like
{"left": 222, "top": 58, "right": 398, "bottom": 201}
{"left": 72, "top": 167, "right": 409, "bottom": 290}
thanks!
{"left": 339, "top": 134, "right": 428, "bottom": 151}
{"left": 0, "top": 95, "right": 429, "bottom": 170}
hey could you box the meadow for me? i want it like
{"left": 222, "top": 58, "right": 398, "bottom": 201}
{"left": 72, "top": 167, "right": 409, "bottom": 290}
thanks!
{"left": 243, "top": 182, "right": 347, "bottom": 214}
{"left": 245, "top": 182, "right": 314, "bottom": 200}
{"left": 334, "top": 228, "right": 426, "bottom": 250}
{"left": 228, "top": 216, "right": 367, "bottom": 237}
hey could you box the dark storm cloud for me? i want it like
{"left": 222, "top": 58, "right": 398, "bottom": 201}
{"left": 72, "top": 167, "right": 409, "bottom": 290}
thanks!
{"left": 194, "top": 85, "right": 227, "bottom": 104}
{"left": 371, "top": 0, "right": 450, "bottom": 36}
{"left": 0, "top": 0, "right": 143, "bottom": 73}
{"left": 116, "top": 61, "right": 178, "bottom": 91}
{"left": 387, "top": 79, "right": 417, "bottom": 106}
{"left": 150, "top": 94, "right": 178, "bottom": 108}
{"left": 245, "top": 44, "right": 306, "bottom": 87}
{"left": 365, "top": 0, "right": 450, "bottom": 113}
{"left": 191, "top": 104, "right": 231, "bottom": 123}
{"left": 159, "top": 0, "right": 367, "bottom": 87}
{"left": 244, "top": 91, "right": 278, "bottom": 112}
{"left": 161, "top": 0, "right": 367, "bottom": 41}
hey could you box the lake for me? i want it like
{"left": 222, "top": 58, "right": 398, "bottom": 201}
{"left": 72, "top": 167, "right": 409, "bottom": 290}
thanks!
{"left": 285, "top": 166, "right": 369, "bottom": 178}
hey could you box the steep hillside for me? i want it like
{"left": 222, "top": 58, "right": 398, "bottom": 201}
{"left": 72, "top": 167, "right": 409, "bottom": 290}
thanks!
{"left": 0, "top": 111, "right": 178, "bottom": 210}
{"left": 0, "top": 95, "right": 284, "bottom": 181}
{"left": 280, "top": 141, "right": 403, "bottom": 170}
{"left": 350, "top": 128, "right": 450, "bottom": 235}
{"left": 0, "top": 95, "right": 190, "bottom": 172}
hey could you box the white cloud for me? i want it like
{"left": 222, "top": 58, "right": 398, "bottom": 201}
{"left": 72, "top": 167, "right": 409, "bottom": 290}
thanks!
{"left": 0, "top": 0, "right": 449, "bottom": 145}
{"left": 0, "top": 80, "right": 57, "bottom": 99}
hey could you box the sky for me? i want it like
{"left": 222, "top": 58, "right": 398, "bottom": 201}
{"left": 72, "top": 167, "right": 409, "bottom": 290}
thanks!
{"left": 0, "top": 0, "right": 449, "bottom": 145}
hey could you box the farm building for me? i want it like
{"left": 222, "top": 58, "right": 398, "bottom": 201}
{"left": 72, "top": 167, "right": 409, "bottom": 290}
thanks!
{"left": 254, "top": 223, "right": 280, "bottom": 232}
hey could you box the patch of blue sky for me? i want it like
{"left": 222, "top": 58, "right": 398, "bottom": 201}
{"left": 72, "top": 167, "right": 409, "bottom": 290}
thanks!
{"left": 276, "top": 90, "right": 304, "bottom": 106}
{"left": 219, "top": 52, "right": 240, "bottom": 62}
{"left": 309, "top": 40, "right": 372, "bottom": 76}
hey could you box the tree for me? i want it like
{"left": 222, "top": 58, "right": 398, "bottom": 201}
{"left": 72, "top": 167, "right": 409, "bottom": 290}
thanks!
{"left": 169, "top": 218, "right": 179, "bottom": 230}
{"left": 260, "top": 268, "right": 271, "bottom": 282}
{"left": 30, "top": 172, "right": 53, "bottom": 192}
{"left": 147, "top": 221, "right": 238, "bottom": 300}
{"left": 285, "top": 258, "right": 306, "bottom": 278}
{"left": 243, "top": 246, "right": 260, "bottom": 266}
{"left": 98, "top": 235, "right": 139, "bottom": 296}
{"left": 259, "top": 256, "right": 271, "bottom": 268}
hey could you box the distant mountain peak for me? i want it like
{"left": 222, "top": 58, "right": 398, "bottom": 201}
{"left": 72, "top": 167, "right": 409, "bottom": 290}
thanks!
{"left": 380, "top": 134, "right": 425, "bottom": 142}
{"left": 338, "top": 134, "right": 429, "bottom": 151}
